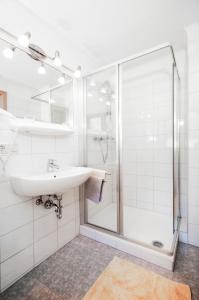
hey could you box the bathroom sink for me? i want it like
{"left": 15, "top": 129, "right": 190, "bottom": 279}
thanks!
{"left": 10, "top": 167, "right": 92, "bottom": 197}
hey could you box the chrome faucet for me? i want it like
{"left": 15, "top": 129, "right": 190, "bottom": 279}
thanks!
{"left": 47, "top": 159, "right": 60, "bottom": 172}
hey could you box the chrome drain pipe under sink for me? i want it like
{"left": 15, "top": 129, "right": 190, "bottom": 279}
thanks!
{"left": 35, "top": 194, "right": 63, "bottom": 219}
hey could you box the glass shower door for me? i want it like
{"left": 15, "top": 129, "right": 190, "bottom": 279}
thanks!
{"left": 120, "top": 48, "right": 175, "bottom": 252}
{"left": 85, "top": 66, "right": 118, "bottom": 232}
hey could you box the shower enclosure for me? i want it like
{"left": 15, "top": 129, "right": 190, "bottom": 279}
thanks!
{"left": 83, "top": 44, "right": 180, "bottom": 256}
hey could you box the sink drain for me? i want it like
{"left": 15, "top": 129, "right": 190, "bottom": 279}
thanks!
{"left": 152, "top": 241, "right": 164, "bottom": 248}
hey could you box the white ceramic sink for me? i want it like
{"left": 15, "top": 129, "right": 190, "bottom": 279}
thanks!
{"left": 10, "top": 167, "right": 92, "bottom": 197}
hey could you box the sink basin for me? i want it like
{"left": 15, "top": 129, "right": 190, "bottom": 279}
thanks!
{"left": 10, "top": 167, "right": 92, "bottom": 197}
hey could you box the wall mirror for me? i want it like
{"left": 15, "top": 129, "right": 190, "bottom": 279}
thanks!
{"left": 0, "top": 37, "right": 73, "bottom": 127}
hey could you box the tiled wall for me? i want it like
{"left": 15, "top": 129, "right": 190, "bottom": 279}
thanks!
{"left": 186, "top": 22, "right": 199, "bottom": 247}
{"left": 121, "top": 51, "right": 174, "bottom": 216}
{"left": 0, "top": 132, "right": 79, "bottom": 291}
{"left": 176, "top": 50, "right": 188, "bottom": 243}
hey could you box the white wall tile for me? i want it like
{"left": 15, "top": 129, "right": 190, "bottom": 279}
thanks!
{"left": 137, "top": 162, "right": 154, "bottom": 176}
{"left": 122, "top": 150, "right": 137, "bottom": 163}
{"left": 154, "top": 177, "right": 172, "bottom": 192}
{"left": 31, "top": 136, "right": 55, "bottom": 154}
{"left": 61, "top": 189, "right": 75, "bottom": 207}
{"left": 58, "top": 220, "right": 76, "bottom": 249}
{"left": 34, "top": 232, "right": 57, "bottom": 265}
{"left": 6, "top": 154, "right": 32, "bottom": 176}
{"left": 123, "top": 174, "right": 136, "bottom": 187}
{"left": 137, "top": 175, "right": 153, "bottom": 189}
{"left": 188, "top": 223, "right": 199, "bottom": 247}
{"left": 137, "top": 149, "right": 154, "bottom": 162}
{"left": 189, "top": 72, "right": 199, "bottom": 93}
{"left": 154, "top": 163, "right": 172, "bottom": 178}
{"left": 137, "top": 188, "right": 153, "bottom": 206}
{"left": 123, "top": 185, "right": 137, "bottom": 207}
{"left": 189, "top": 206, "right": 199, "bottom": 225}
{"left": 154, "top": 191, "right": 172, "bottom": 207}
{"left": 154, "top": 149, "right": 172, "bottom": 164}
{"left": 189, "top": 149, "right": 199, "bottom": 168}
{"left": 31, "top": 154, "right": 52, "bottom": 173}
{"left": 58, "top": 202, "right": 76, "bottom": 228}
{"left": 0, "top": 223, "right": 33, "bottom": 262}
{"left": 0, "top": 130, "right": 16, "bottom": 144}
{"left": 16, "top": 133, "right": 31, "bottom": 154}
{"left": 0, "top": 200, "right": 33, "bottom": 236}
{"left": 189, "top": 113, "right": 199, "bottom": 130}
{"left": 1, "top": 246, "right": 33, "bottom": 291}
{"left": 55, "top": 135, "right": 74, "bottom": 153}
{"left": 0, "top": 181, "right": 29, "bottom": 209}
{"left": 122, "top": 162, "right": 136, "bottom": 174}
{"left": 34, "top": 212, "right": 57, "bottom": 242}
{"left": 187, "top": 23, "right": 199, "bottom": 246}
{"left": 52, "top": 153, "right": 75, "bottom": 168}
{"left": 189, "top": 186, "right": 199, "bottom": 206}
{"left": 189, "top": 167, "right": 199, "bottom": 186}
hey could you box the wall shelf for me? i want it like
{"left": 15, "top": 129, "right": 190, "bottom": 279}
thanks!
{"left": 10, "top": 118, "right": 74, "bottom": 136}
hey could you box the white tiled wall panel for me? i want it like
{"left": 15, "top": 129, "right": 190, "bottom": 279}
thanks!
{"left": 0, "top": 200, "right": 33, "bottom": 236}
{"left": 58, "top": 219, "right": 76, "bottom": 249}
{"left": 34, "top": 232, "right": 57, "bottom": 265}
{"left": 0, "top": 223, "right": 33, "bottom": 263}
{"left": 34, "top": 212, "right": 57, "bottom": 242}
{"left": 0, "top": 126, "right": 80, "bottom": 291}
{"left": 58, "top": 202, "right": 76, "bottom": 228}
{"left": 1, "top": 246, "right": 34, "bottom": 291}
{"left": 121, "top": 56, "right": 173, "bottom": 215}
{"left": 187, "top": 22, "right": 199, "bottom": 246}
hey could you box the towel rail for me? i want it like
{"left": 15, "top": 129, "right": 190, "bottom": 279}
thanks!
{"left": 105, "top": 172, "right": 111, "bottom": 175}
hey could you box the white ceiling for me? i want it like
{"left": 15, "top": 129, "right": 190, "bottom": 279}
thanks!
{"left": 1, "top": 0, "right": 199, "bottom": 72}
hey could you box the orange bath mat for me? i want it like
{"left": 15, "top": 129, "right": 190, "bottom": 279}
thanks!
{"left": 83, "top": 257, "right": 191, "bottom": 300}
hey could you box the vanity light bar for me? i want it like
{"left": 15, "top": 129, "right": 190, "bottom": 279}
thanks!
{"left": 0, "top": 26, "right": 81, "bottom": 79}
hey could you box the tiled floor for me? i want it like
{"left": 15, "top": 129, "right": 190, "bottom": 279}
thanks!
{"left": 1, "top": 235, "right": 199, "bottom": 300}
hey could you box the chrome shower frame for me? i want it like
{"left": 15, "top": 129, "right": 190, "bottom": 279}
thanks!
{"left": 81, "top": 43, "right": 181, "bottom": 256}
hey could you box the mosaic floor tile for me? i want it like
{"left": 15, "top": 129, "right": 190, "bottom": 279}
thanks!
{"left": 1, "top": 235, "right": 199, "bottom": 300}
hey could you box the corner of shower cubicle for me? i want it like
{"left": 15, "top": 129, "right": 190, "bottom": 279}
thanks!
{"left": 79, "top": 43, "right": 181, "bottom": 270}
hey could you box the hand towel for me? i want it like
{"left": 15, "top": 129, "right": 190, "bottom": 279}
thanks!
{"left": 85, "top": 177, "right": 104, "bottom": 203}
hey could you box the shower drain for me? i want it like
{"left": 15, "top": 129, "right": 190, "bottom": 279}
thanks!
{"left": 152, "top": 241, "right": 164, "bottom": 248}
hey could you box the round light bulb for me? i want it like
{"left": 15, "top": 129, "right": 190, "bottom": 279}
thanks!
{"left": 106, "top": 101, "right": 111, "bottom": 106}
{"left": 53, "top": 50, "right": 62, "bottom": 66}
{"left": 2, "top": 47, "right": 14, "bottom": 59}
{"left": 74, "top": 66, "right": 82, "bottom": 78}
{"left": 38, "top": 63, "right": 46, "bottom": 75}
{"left": 58, "top": 74, "right": 66, "bottom": 84}
{"left": 18, "top": 32, "right": 31, "bottom": 47}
